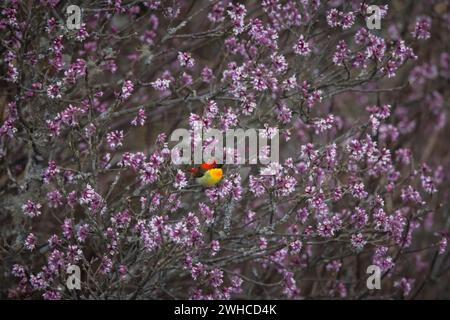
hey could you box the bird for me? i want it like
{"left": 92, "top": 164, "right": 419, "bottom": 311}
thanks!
{"left": 189, "top": 159, "right": 223, "bottom": 188}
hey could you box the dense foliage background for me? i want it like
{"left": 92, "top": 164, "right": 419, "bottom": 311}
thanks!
{"left": 1, "top": 0, "right": 449, "bottom": 299}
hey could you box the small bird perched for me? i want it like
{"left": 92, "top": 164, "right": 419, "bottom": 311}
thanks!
{"left": 190, "top": 159, "right": 223, "bottom": 187}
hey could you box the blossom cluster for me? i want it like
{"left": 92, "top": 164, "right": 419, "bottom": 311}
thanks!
{"left": 1, "top": 0, "right": 449, "bottom": 300}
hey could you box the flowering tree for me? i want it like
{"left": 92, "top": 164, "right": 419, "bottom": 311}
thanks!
{"left": 1, "top": 0, "right": 449, "bottom": 300}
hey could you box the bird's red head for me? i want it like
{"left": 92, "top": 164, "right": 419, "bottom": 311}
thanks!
{"left": 189, "top": 160, "right": 219, "bottom": 175}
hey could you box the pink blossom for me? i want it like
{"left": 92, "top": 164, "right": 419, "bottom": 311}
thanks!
{"left": 412, "top": 16, "right": 432, "bottom": 40}
{"left": 293, "top": 35, "right": 311, "bottom": 56}
{"left": 106, "top": 130, "right": 124, "bottom": 149}
{"left": 24, "top": 233, "right": 37, "bottom": 251}
{"left": 177, "top": 52, "right": 195, "bottom": 68}
{"left": 22, "top": 200, "right": 42, "bottom": 218}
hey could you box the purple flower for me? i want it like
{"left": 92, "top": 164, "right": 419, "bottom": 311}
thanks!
{"left": 0, "top": 118, "right": 17, "bottom": 138}
{"left": 271, "top": 53, "right": 288, "bottom": 73}
{"left": 43, "top": 290, "right": 61, "bottom": 300}
{"left": 317, "top": 218, "right": 337, "bottom": 238}
{"left": 351, "top": 207, "right": 368, "bottom": 228}
{"left": 181, "top": 72, "right": 193, "bottom": 86}
{"left": 118, "top": 265, "right": 128, "bottom": 279}
{"left": 131, "top": 108, "right": 147, "bottom": 126}
{"left": 208, "top": 2, "right": 225, "bottom": 23}
{"left": 210, "top": 240, "right": 220, "bottom": 256}
{"left": 296, "top": 208, "right": 309, "bottom": 224}
{"left": 249, "top": 175, "right": 266, "bottom": 197}
{"left": 43, "top": 160, "right": 59, "bottom": 184}
{"left": 395, "top": 148, "right": 412, "bottom": 165}
{"left": 79, "top": 184, "right": 106, "bottom": 214}
{"left": 106, "top": 130, "right": 124, "bottom": 149}
{"left": 209, "top": 268, "right": 224, "bottom": 288}
{"left": 259, "top": 237, "right": 268, "bottom": 250}
{"left": 351, "top": 233, "right": 367, "bottom": 251}
{"left": 412, "top": 16, "right": 431, "bottom": 40}
{"left": 2, "top": 0, "right": 448, "bottom": 301}
{"left": 100, "top": 256, "right": 113, "bottom": 274}
{"left": 219, "top": 108, "right": 238, "bottom": 130}
{"left": 289, "top": 240, "right": 303, "bottom": 254}
{"left": 326, "top": 260, "right": 342, "bottom": 273}
{"left": 67, "top": 191, "right": 78, "bottom": 208}
{"left": 438, "top": 237, "right": 447, "bottom": 255}
{"left": 140, "top": 160, "right": 161, "bottom": 185}
{"left": 190, "top": 262, "right": 205, "bottom": 280}
{"left": 350, "top": 181, "right": 368, "bottom": 199}
{"left": 30, "top": 272, "right": 48, "bottom": 290}
{"left": 173, "top": 169, "right": 188, "bottom": 190}
{"left": 332, "top": 40, "right": 350, "bottom": 66}
{"left": 177, "top": 52, "right": 195, "bottom": 68}
{"left": 12, "top": 264, "right": 26, "bottom": 278}
{"left": 22, "top": 200, "right": 42, "bottom": 218}
{"left": 111, "top": 210, "right": 131, "bottom": 230}
{"left": 313, "top": 114, "right": 335, "bottom": 134}
{"left": 293, "top": 35, "right": 311, "bottom": 56}
{"left": 326, "top": 9, "right": 340, "bottom": 28}
{"left": 47, "top": 190, "right": 63, "bottom": 208}
{"left": 46, "top": 82, "right": 62, "bottom": 99}
{"left": 401, "top": 186, "right": 423, "bottom": 204}
{"left": 120, "top": 80, "right": 134, "bottom": 100}
{"left": 199, "top": 203, "right": 214, "bottom": 225}
{"left": 421, "top": 175, "right": 437, "bottom": 194}
{"left": 201, "top": 66, "right": 214, "bottom": 83}
{"left": 64, "top": 59, "right": 86, "bottom": 84}
{"left": 47, "top": 249, "right": 64, "bottom": 273}
{"left": 119, "top": 152, "right": 145, "bottom": 170}
{"left": 66, "top": 245, "right": 83, "bottom": 264}
{"left": 227, "top": 3, "right": 247, "bottom": 35}
{"left": 62, "top": 218, "right": 73, "bottom": 239}
{"left": 230, "top": 276, "right": 243, "bottom": 294}
{"left": 151, "top": 78, "right": 171, "bottom": 91}
{"left": 366, "top": 35, "right": 386, "bottom": 62}
{"left": 373, "top": 247, "right": 395, "bottom": 272}
{"left": 394, "top": 278, "right": 415, "bottom": 297}
{"left": 282, "top": 270, "right": 299, "bottom": 298}
{"left": 24, "top": 233, "right": 37, "bottom": 251}
{"left": 76, "top": 224, "right": 90, "bottom": 243}
{"left": 76, "top": 24, "right": 89, "bottom": 42}
{"left": 84, "top": 123, "right": 96, "bottom": 138}
{"left": 48, "top": 234, "right": 61, "bottom": 248}
{"left": 340, "top": 11, "right": 355, "bottom": 30}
